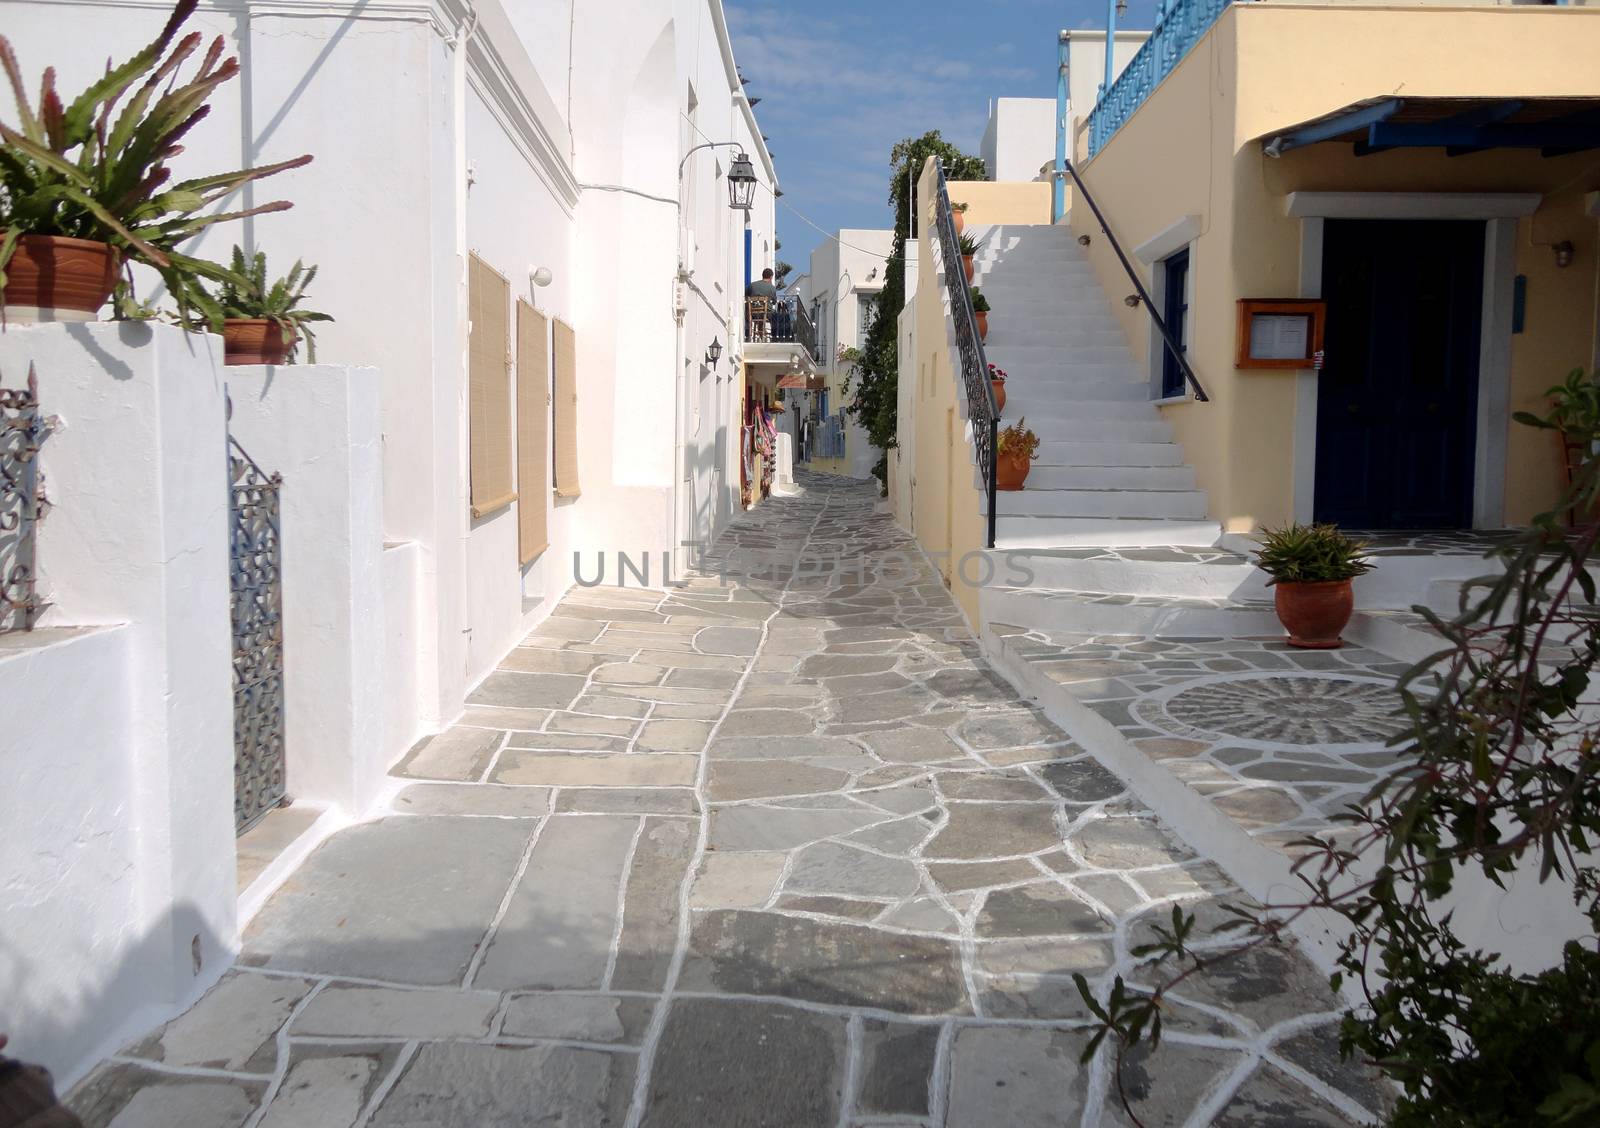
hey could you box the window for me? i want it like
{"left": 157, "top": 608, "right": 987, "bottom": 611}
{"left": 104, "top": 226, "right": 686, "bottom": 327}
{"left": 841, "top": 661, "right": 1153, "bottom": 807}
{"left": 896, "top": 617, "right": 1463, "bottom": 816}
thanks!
{"left": 858, "top": 294, "right": 877, "bottom": 343}
{"left": 1160, "top": 247, "right": 1191, "bottom": 399}
{"left": 552, "top": 317, "right": 580, "bottom": 498}
{"left": 516, "top": 299, "right": 549, "bottom": 564}
{"left": 468, "top": 254, "right": 515, "bottom": 519}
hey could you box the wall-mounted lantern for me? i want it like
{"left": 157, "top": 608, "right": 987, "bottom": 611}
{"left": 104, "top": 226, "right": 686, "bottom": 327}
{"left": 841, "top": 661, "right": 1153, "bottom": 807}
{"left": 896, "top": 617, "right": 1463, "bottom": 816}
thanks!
{"left": 705, "top": 337, "right": 723, "bottom": 369}
{"left": 727, "top": 153, "right": 758, "bottom": 212}
{"left": 1554, "top": 240, "right": 1575, "bottom": 269}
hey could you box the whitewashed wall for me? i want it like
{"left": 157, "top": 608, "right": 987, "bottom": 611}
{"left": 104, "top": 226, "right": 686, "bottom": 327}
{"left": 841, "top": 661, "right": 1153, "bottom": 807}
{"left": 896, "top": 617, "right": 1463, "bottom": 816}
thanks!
{"left": 981, "top": 97, "right": 1058, "bottom": 182}
{"left": 0, "top": 324, "right": 235, "bottom": 1085}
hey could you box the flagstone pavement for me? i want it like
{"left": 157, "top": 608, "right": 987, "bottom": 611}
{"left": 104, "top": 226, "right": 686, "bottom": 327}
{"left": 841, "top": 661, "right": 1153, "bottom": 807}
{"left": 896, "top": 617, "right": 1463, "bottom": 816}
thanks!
{"left": 68, "top": 472, "right": 1387, "bottom": 1127}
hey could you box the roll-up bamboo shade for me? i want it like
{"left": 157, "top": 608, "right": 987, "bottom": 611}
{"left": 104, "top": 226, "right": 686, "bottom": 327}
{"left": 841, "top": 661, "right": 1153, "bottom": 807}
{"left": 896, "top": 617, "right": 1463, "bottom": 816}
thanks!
{"left": 516, "top": 300, "right": 550, "bottom": 564}
{"left": 552, "top": 317, "right": 580, "bottom": 498}
{"left": 468, "top": 254, "right": 515, "bottom": 518}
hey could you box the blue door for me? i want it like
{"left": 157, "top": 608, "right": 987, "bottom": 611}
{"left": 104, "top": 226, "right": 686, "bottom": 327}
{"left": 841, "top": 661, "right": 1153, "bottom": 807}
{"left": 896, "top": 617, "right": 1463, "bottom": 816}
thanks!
{"left": 1314, "top": 219, "right": 1483, "bottom": 530}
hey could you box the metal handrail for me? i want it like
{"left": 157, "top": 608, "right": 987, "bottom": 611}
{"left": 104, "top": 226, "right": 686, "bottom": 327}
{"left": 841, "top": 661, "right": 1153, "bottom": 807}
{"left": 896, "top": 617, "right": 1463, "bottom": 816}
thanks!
{"left": 1056, "top": 161, "right": 1209, "bottom": 403}
{"left": 932, "top": 160, "right": 999, "bottom": 548}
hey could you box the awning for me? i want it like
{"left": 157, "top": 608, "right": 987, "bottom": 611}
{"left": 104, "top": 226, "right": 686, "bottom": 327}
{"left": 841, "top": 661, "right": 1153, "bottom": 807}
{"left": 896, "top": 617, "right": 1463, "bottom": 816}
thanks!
{"left": 778, "top": 374, "right": 825, "bottom": 390}
{"left": 1261, "top": 96, "right": 1600, "bottom": 159}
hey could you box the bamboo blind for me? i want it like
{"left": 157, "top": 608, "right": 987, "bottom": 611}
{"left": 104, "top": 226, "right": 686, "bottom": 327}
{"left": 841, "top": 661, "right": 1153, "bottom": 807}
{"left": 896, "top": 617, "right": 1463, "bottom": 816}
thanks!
{"left": 468, "top": 254, "right": 515, "bottom": 519}
{"left": 552, "top": 317, "right": 580, "bottom": 498}
{"left": 516, "top": 300, "right": 550, "bottom": 564}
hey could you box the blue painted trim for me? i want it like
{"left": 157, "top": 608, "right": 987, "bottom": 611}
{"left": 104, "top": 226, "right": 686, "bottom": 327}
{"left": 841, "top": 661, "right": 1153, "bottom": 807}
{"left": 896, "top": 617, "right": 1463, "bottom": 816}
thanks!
{"left": 1264, "top": 98, "right": 1404, "bottom": 157}
{"left": 744, "top": 226, "right": 753, "bottom": 289}
{"left": 1055, "top": 35, "right": 1068, "bottom": 223}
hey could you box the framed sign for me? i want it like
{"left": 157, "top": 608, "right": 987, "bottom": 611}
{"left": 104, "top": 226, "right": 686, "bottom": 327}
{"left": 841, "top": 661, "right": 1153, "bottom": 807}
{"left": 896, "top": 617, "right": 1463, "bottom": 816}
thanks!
{"left": 1236, "top": 299, "right": 1326, "bottom": 370}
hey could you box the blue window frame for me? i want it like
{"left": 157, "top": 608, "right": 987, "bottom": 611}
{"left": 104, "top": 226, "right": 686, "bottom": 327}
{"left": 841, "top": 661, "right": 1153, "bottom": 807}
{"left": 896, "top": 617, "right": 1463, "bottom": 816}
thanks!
{"left": 1160, "top": 248, "right": 1190, "bottom": 399}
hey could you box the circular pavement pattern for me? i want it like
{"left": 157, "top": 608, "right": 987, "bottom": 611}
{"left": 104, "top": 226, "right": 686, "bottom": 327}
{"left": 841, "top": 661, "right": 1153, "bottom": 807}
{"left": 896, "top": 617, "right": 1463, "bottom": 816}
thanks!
{"left": 1138, "top": 675, "right": 1407, "bottom": 746}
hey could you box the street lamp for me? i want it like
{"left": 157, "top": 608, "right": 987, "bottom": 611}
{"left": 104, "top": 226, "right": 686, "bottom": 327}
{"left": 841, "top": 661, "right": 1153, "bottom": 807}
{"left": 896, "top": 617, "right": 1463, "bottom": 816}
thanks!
{"left": 705, "top": 337, "right": 723, "bottom": 369}
{"left": 727, "top": 151, "right": 758, "bottom": 211}
{"left": 679, "top": 142, "right": 761, "bottom": 212}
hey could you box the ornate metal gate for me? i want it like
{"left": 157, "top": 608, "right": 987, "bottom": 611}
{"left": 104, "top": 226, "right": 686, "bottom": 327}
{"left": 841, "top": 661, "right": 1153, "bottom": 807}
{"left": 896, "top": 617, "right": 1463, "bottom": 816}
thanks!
{"left": 1, "top": 366, "right": 53, "bottom": 634}
{"left": 229, "top": 433, "right": 286, "bottom": 833}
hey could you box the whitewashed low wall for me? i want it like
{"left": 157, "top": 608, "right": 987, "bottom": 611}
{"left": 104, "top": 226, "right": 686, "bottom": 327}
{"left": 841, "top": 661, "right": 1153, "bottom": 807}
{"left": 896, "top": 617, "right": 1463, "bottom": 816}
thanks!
{"left": 382, "top": 540, "right": 423, "bottom": 764}
{"left": 226, "top": 364, "right": 393, "bottom": 814}
{"left": 0, "top": 322, "right": 235, "bottom": 1085}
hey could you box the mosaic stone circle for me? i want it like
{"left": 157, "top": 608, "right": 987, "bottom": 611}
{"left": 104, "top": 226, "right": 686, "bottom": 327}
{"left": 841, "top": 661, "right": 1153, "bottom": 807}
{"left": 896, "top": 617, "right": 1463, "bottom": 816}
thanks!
{"left": 1142, "top": 675, "right": 1406, "bottom": 746}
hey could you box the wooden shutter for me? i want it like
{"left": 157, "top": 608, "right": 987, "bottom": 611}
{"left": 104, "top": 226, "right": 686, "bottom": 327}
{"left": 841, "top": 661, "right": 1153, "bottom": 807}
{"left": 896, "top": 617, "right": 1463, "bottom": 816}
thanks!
{"left": 552, "top": 317, "right": 580, "bottom": 498}
{"left": 468, "top": 254, "right": 515, "bottom": 518}
{"left": 517, "top": 300, "right": 550, "bottom": 564}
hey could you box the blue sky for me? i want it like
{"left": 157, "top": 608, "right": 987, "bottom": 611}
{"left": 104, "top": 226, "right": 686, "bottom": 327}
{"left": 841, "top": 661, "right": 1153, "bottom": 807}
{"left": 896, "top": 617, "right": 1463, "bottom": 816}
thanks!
{"left": 724, "top": 0, "right": 1161, "bottom": 273}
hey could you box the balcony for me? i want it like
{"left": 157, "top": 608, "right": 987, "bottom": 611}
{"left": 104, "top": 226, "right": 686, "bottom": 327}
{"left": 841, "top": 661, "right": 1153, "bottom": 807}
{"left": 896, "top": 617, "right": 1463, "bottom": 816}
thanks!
{"left": 743, "top": 295, "right": 818, "bottom": 368}
{"left": 1087, "top": 0, "right": 1232, "bottom": 156}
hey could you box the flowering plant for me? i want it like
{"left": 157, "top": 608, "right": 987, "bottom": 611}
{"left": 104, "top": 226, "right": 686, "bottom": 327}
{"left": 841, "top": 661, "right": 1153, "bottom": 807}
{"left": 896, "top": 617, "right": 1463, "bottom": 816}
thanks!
{"left": 997, "top": 417, "right": 1039, "bottom": 461}
{"left": 987, "top": 363, "right": 1007, "bottom": 382}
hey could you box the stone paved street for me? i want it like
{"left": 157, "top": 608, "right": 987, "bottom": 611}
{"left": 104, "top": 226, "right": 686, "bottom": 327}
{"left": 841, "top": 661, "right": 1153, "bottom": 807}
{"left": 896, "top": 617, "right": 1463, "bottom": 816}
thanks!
{"left": 69, "top": 473, "right": 1385, "bottom": 1127}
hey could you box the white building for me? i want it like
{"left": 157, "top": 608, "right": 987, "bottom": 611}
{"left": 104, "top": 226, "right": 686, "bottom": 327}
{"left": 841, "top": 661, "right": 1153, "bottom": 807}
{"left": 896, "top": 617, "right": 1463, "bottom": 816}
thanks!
{"left": 791, "top": 229, "right": 895, "bottom": 481}
{"left": 980, "top": 97, "right": 1058, "bottom": 183}
{"left": 0, "top": 0, "right": 776, "bottom": 1084}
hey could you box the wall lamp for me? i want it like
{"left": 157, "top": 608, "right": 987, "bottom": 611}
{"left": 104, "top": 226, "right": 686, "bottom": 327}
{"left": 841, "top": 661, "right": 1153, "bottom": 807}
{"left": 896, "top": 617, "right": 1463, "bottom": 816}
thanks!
{"left": 1124, "top": 294, "right": 1142, "bottom": 308}
{"left": 1554, "top": 240, "right": 1575, "bottom": 269}
{"left": 1077, "top": 234, "right": 1091, "bottom": 246}
{"left": 705, "top": 337, "right": 723, "bottom": 369}
{"left": 529, "top": 265, "right": 553, "bottom": 287}
{"left": 679, "top": 142, "right": 759, "bottom": 212}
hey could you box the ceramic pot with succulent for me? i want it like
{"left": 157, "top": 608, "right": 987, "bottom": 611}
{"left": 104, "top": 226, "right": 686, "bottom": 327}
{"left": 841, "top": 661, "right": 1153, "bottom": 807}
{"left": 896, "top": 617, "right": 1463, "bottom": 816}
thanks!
{"left": 957, "top": 232, "right": 979, "bottom": 284}
{"left": 0, "top": 0, "right": 312, "bottom": 322}
{"left": 952, "top": 200, "right": 969, "bottom": 235}
{"left": 987, "top": 362, "right": 1007, "bottom": 415}
{"left": 995, "top": 417, "right": 1038, "bottom": 490}
{"left": 190, "top": 246, "right": 332, "bottom": 365}
{"left": 971, "top": 286, "right": 991, "bottom": 340}
{"left": 1253, "top": 523, "right": 1374, "bottom": 649}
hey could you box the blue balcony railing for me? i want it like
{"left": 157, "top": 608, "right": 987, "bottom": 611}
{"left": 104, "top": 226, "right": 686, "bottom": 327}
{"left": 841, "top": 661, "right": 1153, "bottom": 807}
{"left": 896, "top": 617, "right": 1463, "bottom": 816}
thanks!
{"left": 1087, "top": 0, "right": 1233, "bottom": 156}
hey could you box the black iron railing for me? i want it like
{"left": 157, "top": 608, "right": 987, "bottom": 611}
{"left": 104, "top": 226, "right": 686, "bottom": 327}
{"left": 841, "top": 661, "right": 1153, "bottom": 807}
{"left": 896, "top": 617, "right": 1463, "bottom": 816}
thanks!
{"left": 1057, "top": 161, "right": 1209, "bottom": 403}
{"left": 744, "top": 295, "right": 819, "bottom": 366}
{"left": 932, "top": 160, "right": 998, "bottom": 548}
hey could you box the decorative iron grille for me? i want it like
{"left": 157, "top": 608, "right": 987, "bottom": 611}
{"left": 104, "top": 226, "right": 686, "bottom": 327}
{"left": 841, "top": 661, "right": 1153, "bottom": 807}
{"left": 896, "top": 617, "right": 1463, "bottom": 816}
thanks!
{"left": 932, "top": 161, "right": 999, "bottom": 548}
{"left": 229, "top": 433, "right": 286, "bottom": 834}
{"left": 1, "top": 365, "right": 53, "bottom": 633}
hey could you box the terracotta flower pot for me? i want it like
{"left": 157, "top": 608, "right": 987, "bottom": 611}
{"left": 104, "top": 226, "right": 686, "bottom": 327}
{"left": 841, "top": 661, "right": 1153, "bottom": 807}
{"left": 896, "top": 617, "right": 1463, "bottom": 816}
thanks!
{"left": 995, "top": 451, "right": 1030, "bottom": 491}
{"left": 975, "top": 310, "right": 988, "bottom": 340}
{"left": 0, "top": 234, "right": 120, "bottom": 318}
{"left": 991, "top": 379, "right": 1006, "bottom": 415}
{"left": 223, "top": 318, "right": 297, "bottom": 366}
{"left": 953, "top": 210, "right": 966, "bottom": 235}
{"left": 962, "top": 255, "right": 974, "bottom": 284}
{"left": 1274, "top": 579, "right": 1354, "bottom": 649}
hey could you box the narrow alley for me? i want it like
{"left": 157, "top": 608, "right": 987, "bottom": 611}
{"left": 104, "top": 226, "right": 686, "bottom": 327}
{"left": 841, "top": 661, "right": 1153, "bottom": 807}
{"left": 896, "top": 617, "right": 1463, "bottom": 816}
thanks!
{"left": 68, "top": 474, "right": 1382, "bottom": 1127}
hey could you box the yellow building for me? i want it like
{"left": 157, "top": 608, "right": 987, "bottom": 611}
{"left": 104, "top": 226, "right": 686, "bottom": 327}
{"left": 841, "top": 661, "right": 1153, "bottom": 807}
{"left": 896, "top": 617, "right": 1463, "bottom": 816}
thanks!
{"left": 895, "top": 1, "right": 1600, "bottom": 631}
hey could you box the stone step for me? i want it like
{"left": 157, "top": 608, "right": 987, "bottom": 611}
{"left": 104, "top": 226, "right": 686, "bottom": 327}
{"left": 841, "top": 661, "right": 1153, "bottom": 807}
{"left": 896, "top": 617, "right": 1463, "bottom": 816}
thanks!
{"left": 1016, "top": 464, "right": 1198, "bottom": 492}
{"left": 984, "top": 546, "right": 1257, "bottom": 600}
{"left": 1033, "top": 440, "right": 1187, "bottom": 467}
{"left": 1034, "top": 417, "right": 1175, "bottom": 442}
{"left": 982, "top": 586, "right": 1277, "bottom": 636}
{"left": 993, "top": 517, "right": 1224, "bottom": 549}
{"left": 998, "top": 399, "right": 1160, "bottom": 422}
{"left": 997, "top": 380, "right": 1150, "bottom": 404}
{"left": 988, "top": 487, "right": 1210, "bottom": 521}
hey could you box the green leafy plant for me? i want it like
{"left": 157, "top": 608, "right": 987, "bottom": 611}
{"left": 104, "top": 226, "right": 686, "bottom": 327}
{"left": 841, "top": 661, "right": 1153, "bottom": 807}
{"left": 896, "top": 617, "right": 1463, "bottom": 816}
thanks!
{"left": 956, "top": 231, "right": 981, "bottom": 256}
{"left": 1516, "top": 367, "right": 1600, "bottom": 445}
{"left": 1252, "top": 522, "right": 1374, "bottom": 585}
{"left": 1080, "top": 400, "right": 1600, "bottom": 1126}
{"left": 0, "top": 0, "right": 311, "bottom": 317}
{"left": 844, "top": 132, "right": 986, "bottom": 490}
{"left": 997, "top": 417, "right": 1039, "bottom": 461}
{"left": 952, "top": 200, "right": 968, "bottom": 214}
{"left": 970, "top": 287, "right": 990, "bottom": 313}
{"left": 189, "top": 245, "right": 331, "bottom": 362}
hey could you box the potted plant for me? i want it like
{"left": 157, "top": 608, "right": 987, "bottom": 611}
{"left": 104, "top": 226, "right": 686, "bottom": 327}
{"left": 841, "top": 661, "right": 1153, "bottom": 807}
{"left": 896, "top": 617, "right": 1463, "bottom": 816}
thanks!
{"left": 995, "top": 416, "right": 1038, "bottom": 490}
{"left": 1253, "top": 523, "right": 1374, "bottom": 649}
{"left": 188, "top": 246, "right": 331, "bottom": 365}
{"left": 1514, "top": 367, "right": 1600, "bottom": 525}
{"left": 0, "top": 0, "right": 312, "bottom": 321}
{"left": 957, "top": 232, "right": 980, "bottom": 284}
{"left": 952, "top": 200, "right": 969, "bottom": 235}
{"left": 987, "top": 362, "right": 1007, "bottom": 414}
{"left": 971, "top": 287, "right": 991, "bottom": 340}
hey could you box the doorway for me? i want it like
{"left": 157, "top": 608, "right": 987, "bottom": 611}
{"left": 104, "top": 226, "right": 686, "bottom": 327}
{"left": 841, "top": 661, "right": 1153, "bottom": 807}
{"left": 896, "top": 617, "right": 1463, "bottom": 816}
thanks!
{"left": 1314, "top": 219, "right": 1485, "bottom": 529}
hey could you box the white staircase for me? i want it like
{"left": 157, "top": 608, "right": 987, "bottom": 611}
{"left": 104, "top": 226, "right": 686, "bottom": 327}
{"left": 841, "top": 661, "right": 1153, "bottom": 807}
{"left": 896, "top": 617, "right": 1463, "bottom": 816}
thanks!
{"left": 971, "top": 224, "right": 1221, "bottom": 550}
